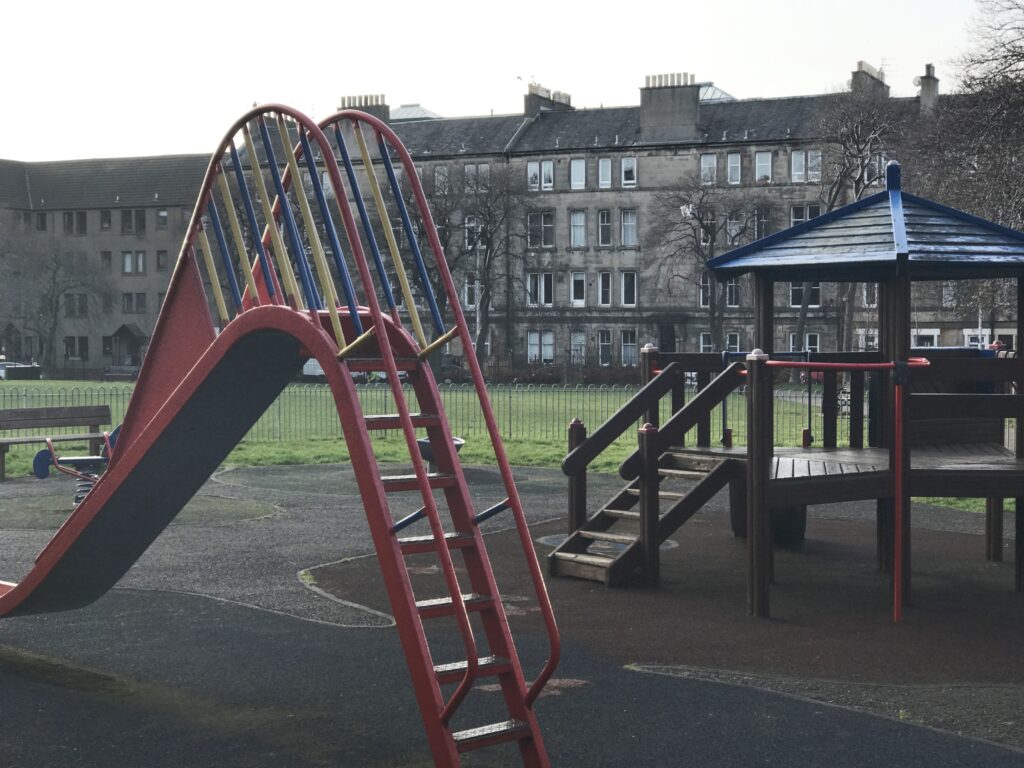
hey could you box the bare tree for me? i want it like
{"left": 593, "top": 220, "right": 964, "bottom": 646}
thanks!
{"left": 650, "top": 177, "right": 779, "bottom": 351}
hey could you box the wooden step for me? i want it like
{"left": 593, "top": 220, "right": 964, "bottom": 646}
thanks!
{"left": 624, "top": 488, "right": 686, "bottom": 500}
{"left": 346, "top": 356, "right": 421, "bottom": 372}
{"left": 381, "top": 473, "right": 457, "bottom": 493}
{"left": 364, "top": 413, "right": 441, "bottom": 431}
{"left": 602, "top": 508, "right": 641, "bottom": 521}
{"left": 578, "top": 530, "right": 637, "bottom": 545}
{"left": 434, "top": 655, "right": 512, "bottom": 685}
{"left": 399, "top": 532, "right": 475, "bottom": 555}
{"left": 453, "top": 719, "right": 530, "bottom": 753}
{"left": 549, "top": 551, "right": 615, "bottom": 582}
{"left": 658, "top": 467, "right": 709, "bottom": 480}
{"left": 661, "top": 452, "right": 727, "bottom": 472}
{"left": 416, "top": 593, "right": 493, "bottom": 620}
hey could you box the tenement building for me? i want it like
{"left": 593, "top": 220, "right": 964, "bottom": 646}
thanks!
{"left": 2, "top": 62, "right": 1003, "bottom": 378}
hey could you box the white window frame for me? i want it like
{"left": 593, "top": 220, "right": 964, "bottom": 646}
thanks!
{"left": 807, "top": 149, "right": 822, "bottom": 183}
{"left": 791, "top": 151, "right": 806, "bottom": 183}
{"left": 570, "top": 271, "right": 586, "bottom": 307}
{"left": 598, "top": 329, "right": 612, "bottom": 366}
{"left": 620, "top": 208, "right": 638, "bottom": 247}
{"left": 700, "top": 153, "right": 717, "bottom": 185}
{"left": 570, "top": 331, "right": 586, "bottom": 366}
{"left": 789, "top": 332, "right": 820, "bottom": 353}
{"left": 541, "top": 160, "right": 554, "bottom": 191}
{"left": 570, "top": 210, "right": 586, "bottom": 248}
{"left": 862, "top": 283, "right": 878, "bottom": 308}
{"left": 598, "top": 209, "right": 612, "bottom": 246}
{"left": 620, "top": 271, "right": 637, "bottom": 307}
{"left": 858, "top": 329, "right": 879, "bottom": 351}
{"left": 726, "top": 332, "right": 740, "bottom": 353}
{"left": 791, "top": 204, "right": 821, "bottom": 227}
{"left": 527, "top": 211, "right": 554, "bottom": 248}
{"left": 621, "top": 157, "right": 637, "bottom": 188}
{"left": 963, "top": 329, "right": 990, "bottom": 349}
{"left": 527, "top": 330, "right": 555, "bottom": 366}
{"left": 570, "top": 158, "right": 586, "bottom": 190}
{"left": 755, "top": 151, "right": 772, "bottom": 183}
{"left": 526, "top": 161, "right": 539, "bottom": 191}
{"left": 912, "top": 329, "right": 940, "bottom": 348}
{"left": 599, "top": 158, "right": 612, "bottom": 189}
{"left": 464, "top": 215, "right": 479, "bottom": 248}
{"left": 727, "top": 152, "right": 741, "bottom": 185}
{"left": 598, "top": 271, "right": 612, "bottom": 306}
{"left": 789, "top": 282, "right": 821, "bottom": 308}
{"left": 699, "top": 271, "right": 710, "bottom": 308}
{"left": 699, "top": 332, "right": 714, "bottom": 353}
{"left": 726, "top": 277, "right": 740, "bottom": 307}
{"left": 621, "top": 330, "right": 638, "bottom": 367}
{"left": 527, "top": 272, "right": 553, "bottom": 307}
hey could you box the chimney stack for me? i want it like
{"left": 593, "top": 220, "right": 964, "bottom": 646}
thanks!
{"left": 640, "top": 72, "right": 702, "bottom": 143}
{"left": 523, "top": 82, "right": 573, "bottom": 116}
{"left": 917, "top": 63, "right": 939, "bottom": 113}
{"left": 338, "top": 94, "right": 390, "bottom": 123}
{"left": 850, "top": 61, "right": 890, "bottom": 99}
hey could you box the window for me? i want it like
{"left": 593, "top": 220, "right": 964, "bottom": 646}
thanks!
{"left": 598, "top": 330, "right": 612, "bottom": 366}
{"left": 726, "top": 213, "right": 742, "bottom": 242}
{"left": 464, "top": 216, "right": 479, "bottom": 248}
{"left": 599, "top": 158, "right": 612, "bottom": 189}
{"left": 101, "top": 251, "right": 112, "bottom": 270}
{"left": 699, "top": 272, "right": 710, "bottom": 307}
{"left": 791, "top": 204, "right": 821, "bottom": 227}
{"left": 540, "top": 160, "right": 554, "bottom": 191}
{"left": 63, "top": 212, "right": 74, "bottom": 234}
{"left": 621, "top": 157, "right": 637, "bottom": 188}
{"left": 102, "top": 336, "right": 113, "bottom": 356}
{"left": 35, "top": 212, "right": 46, "bottom": 231}
{"left": 100, "top": 210, "right": 112, "bottom": 230}
{"left": 700, "top": 153, "right": 717, "bottom": 184}
{"left": 699, "top": 332, "right": 714, "bottom": 353}
{"left": 64, "top": 336, "right": 76, "bottom": 359}
{"left": 791, "top": 151, "right": 806, "bottom": 183}
{"left": 789, "top": 332, "right": 820, "bottom": 353}
{"left": 726, "top": 277, "right": 740, "bottom": 307}
{"left": 78, "top": 336, "right": 89, "bottom": 361}
{"left": 570, "top": 159, "right": 585, "bottom": 190}
{"left": 157, "top": 250, "right": 169, "bottom": 271}
{"left": 598, "top": 209, "right": 612, "bottom": 246}
{"left": 570, "top": 210, "right": 586, "bottom": 247}
{"left": 434, "top": 165, "right": 450, "bottom": 193}
{"left": 122, "top": 251, "right": 135, "bottom": 274}
{"left": 700, "top": 212, "right": 714, "bottom": 247}
{"left": 965, "top": 332, "right": 988, "bottom": 348}
{"left": 620, "top": 209, "right": 638, "bottom": 247}
{"left": 727, "top": 152, "right": 741, "bottom": 184}
{"left": 913, "top": 331, "right": 938, "bottom": 347}
{"left": 527, "top": 272, "right": 553, "bottom": 306}
{"left": 621, "top": 330, "right": 638, "bottom": 367}
{"left": 464, "top": 272, "right": 478, "bottom": 307}
{"left": 570, "top": 331, "right": 586, "bottom": 366}
{"left": 726, "top": 332, "right": 740, "bottom": 353}
{"left": 865, "top": 154, "right": 887, "bottom": 185}
{"left": 570, "top": 271, "right": 586, "bottom": 307}
{"left": 102, "top": 293, "right": 113, "bottom": 313}
{"left": 789, "top": 282, "right": 821, "bottom": 307}
{"left": 755, "top": 151, "right": 772, "bottom": 183}
{"left": 620, "top": 271, "right": 637, "bottom": 307}
{"left": 527, "top": 211, "right": 554, "bottom": 248}
{"left": 64, "top": 293, "right": 87, "bottom": 318}
{"left": 122, "top": 210, "right": 133, "bottom": 233}
{"left": 463, "top": 163, "right": 488, "bottom": 193}
{"left": 753, "top": 206, "right": 771, "bottom": 239}
{"left": 158, "top": 291, "right": 166, "bottom": 308}
{"left": 135, "top": 293, "right": 147, "bottom": 313}
{"left": 598, "top": 271, "right": 612, "bottom": 306}
{"left": 863, "top": 283, "right": 877, "bottom": 308}
{"left": 156, "top": 208, "right": 169, "bottom": 228}
{"left": 807, "top": 150, "right": 822, "bottom": 183}
{"left": 527, "top": 330, "right": 554, "bottom": 364}
{"left": 122, "top": 292, "right": 134, "bottom": 313}
{"left": 135, "top": 209, "right": 146, "bottom": 233}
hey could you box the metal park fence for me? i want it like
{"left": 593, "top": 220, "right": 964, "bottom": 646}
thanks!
{"left": 0, "top": 381, "right": 887, "bottom": 454}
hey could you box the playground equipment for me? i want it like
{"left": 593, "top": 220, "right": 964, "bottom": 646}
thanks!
{"left": 557, "top": 162, "right": 1024, "bottom": 623}
{"left": 0, "top": 105, "right": 557, "bottom": 766}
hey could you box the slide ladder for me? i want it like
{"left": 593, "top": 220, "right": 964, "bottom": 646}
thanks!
{"left": 0, "top": 105, "right": 558, "bottom": 766}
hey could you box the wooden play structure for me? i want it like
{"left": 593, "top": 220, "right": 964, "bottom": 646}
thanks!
{"left": 1, "top": 106, "right": 558, "bottom": 766}
{"left": 554, "top": 162, "right": 1024, "bottom": 620}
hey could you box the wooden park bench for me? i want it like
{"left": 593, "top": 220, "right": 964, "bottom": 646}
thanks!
{"left": 0, "top": 405, "right": 111, "bottom": 481}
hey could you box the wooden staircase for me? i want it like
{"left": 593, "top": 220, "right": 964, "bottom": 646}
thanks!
{"left": 550, "top": 451, "right": 742, "bottom": 585}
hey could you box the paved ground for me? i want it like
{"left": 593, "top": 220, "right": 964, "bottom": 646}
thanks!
{"left": 1, "top": 463, "right": 1023, "bottom": 766}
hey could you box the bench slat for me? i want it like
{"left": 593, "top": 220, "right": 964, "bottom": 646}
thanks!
{"left": 0, "top": 406, "right": 111, "bottom": 430}
{"left": 0, "top": 432, "right": 105, "bottom": 447}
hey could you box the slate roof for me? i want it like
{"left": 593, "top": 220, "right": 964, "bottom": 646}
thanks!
{"left": 391, "top": 114, "right": 530, "bottom": 158}
{"left": 0, "top": 155, "right": 209, "bottom": 211}
{"left": 708, "top": 162, "right": 1024, "bottom": 281}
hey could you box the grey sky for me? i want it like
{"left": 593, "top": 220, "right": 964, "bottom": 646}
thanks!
{"left": 1, "top": 0, "right": 979, "bottom": 161}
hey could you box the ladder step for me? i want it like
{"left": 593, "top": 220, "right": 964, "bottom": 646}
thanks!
{"left": 398, "top": 532, "right": 475, "bottom": 555}
{"left": 578, "top": 530, "right": 637, "bottom": 545}
{"left": 346, "top": 356, "right": 420, "bottom": 372}
{"left": 659, "top": 468, "right": 709, "bottom": 480}
{"left": 381, "top": 473, "right": 457, "bottom": 493}
{"left": 434, "top": 655, "right": 512, "bottom": 685}
{"left": 624, "top": 488, "right": 686, "bottom": 500}
{"left": 364, "top": 413, "right": 441, "bottom": 430}
{"left": 603, "top": 509, "right": 641, "bottom": 521}
{"left": 453, "top": 719, "right": 531, "bottom": 753}
{"left": 416, "top": 593, "right": 493, "bottom": 620}
{"left": 551, "top": 551, "right": 615, "bottom": 567}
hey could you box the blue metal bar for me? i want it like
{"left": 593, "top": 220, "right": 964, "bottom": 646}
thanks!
{"left": 257, "top": 116, "right": 322, "bottom": 310}
{"left": 205, "top": 199, "right": 243, "bottom": 309}
{"left": 228, "top": 143, "right": 276, "bottom": 299}
{"left": 472, "top": 499, "right": 511, "bottom": 526}
{"left": 297, "top": 128, "right": 363, "bottom": 335}
{"left": 376, "top": 134, "right": 444, "bottom": 335}
{"left": 390, "top": 506, "right": 427, "bottom": 534}
{"left": 332, "top": 123, "right": 397, "bottom": 311}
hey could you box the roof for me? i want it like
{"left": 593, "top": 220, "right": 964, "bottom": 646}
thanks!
{"left": 391, "top": 114, "right": 530, "bottom": 157}
{"left": 390, "top": 103, "right": 443, "bottom": 121}
{"left": 0, "top": 155, "right": 209, "bottom": 211}
{"left": 708, "top": 162, "right": 1024, "bottom": 281}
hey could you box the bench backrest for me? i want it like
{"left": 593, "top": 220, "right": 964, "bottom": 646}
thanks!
{"left": 0, "top": 405, "right": 112, "bottom": 430}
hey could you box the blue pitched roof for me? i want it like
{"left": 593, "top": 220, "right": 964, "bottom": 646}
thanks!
{"left": 709, "top": 162, "right": 1024, "bottom": 281}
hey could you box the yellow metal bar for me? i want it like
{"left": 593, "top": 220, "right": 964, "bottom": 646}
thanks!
{"left": 275, "top": 115, "right": 347, "bottom": 347}
{"left": 352, "top": 123, "right": 427, "bottom": 349}
{"left": 242, "top": 125, "right": 303, "bottom": 308}
{"left": 336, "top": 327, "right": 376, "bottom": 361}
{"left": 195, "top": 229, "right": 230, "bottom": 325}
{"left": 418, "top": 326, "right": 460, "bottom": 360}
{"left": 215, "top": 169, "right": 261, "bottom": 305}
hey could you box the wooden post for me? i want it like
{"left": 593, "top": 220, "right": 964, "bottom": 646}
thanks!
{"left": 638, "top": 422, "right": 660, "bottom": 586}
{"left": 567, "top": 419, "right": 587, "bottom": 535}
{"left": 641, "top": 344, "right": 660, "bottom": 428}
{"left": 746, "top": 349, "right": 773, "bottom": 617}
{"left": 849, "top": 370, "right": 865, "bottom": 449}
{"left": 1015, "top": 278, "right": 1023, "bottom": 590}
{"left": 822, "top": 370, "right": 838, "bottom": 449}
{"left": 986, "top": 498, "right": 1004, "bottom": 562}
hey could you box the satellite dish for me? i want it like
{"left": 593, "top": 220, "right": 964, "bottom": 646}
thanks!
{"left": 913, "top": 76, "right": 922, "bottom": 86}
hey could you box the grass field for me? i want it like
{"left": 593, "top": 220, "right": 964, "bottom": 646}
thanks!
{"left": 0, "top": 378, "right": 1002, "bottom": 513}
